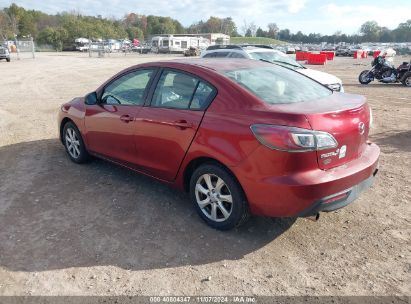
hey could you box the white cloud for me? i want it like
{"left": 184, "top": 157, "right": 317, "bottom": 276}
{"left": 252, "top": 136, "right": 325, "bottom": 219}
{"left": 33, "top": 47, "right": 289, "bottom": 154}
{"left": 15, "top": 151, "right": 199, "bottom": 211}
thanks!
{"left": 288, "top": 0, "right": 307, "bottom": 13}
{"left": 0, "top": 0, "right": 308, "bottom": 26}
{"left": 320, "top": 3, "right": 411, "bottom": 32}
{"left": 2, "top": 0, "right": 408, "bottom": 35}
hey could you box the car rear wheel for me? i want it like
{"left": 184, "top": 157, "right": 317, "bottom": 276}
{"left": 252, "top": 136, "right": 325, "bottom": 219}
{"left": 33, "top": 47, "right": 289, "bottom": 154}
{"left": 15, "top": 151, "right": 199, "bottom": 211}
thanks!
{"left": 63, "top": 122, "right": 90, "bottom": 163}
{"left": 190, "top": 163, "right": 250, "bottom": 230}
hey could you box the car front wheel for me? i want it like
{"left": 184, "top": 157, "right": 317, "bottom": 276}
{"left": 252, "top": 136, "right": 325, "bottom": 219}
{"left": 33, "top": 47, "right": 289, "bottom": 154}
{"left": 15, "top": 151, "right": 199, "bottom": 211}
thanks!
{"left": 63, "top": 122, "right": 90, "bottom": 163}
{"left": 190, "top": 163, "right": 250, "bottom": 230}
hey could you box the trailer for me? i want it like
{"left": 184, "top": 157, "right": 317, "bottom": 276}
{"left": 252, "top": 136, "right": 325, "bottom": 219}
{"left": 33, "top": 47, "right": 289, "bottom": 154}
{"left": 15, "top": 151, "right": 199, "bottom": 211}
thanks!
{"left": 151, "top": 35, "right": 210, "bottom": 53}
{"left": 74, "top": 38, "right": 90, "bottom": 52}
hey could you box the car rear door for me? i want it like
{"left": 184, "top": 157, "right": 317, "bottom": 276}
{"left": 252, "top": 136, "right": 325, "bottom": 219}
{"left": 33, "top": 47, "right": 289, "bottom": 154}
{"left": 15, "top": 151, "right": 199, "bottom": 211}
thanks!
{"left": 84, "top": 68, "right": 157, "bottom": 164}
{"left": 134, "top": 69, "right": 216, "bottom": 181}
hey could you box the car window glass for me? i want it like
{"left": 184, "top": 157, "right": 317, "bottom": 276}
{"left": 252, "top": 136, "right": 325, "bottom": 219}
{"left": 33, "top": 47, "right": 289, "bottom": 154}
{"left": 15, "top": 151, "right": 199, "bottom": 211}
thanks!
{"left": 190, "top": 81, "right": 215, "bottom": 110}
{"left": 248, "top": 51, "right": 302, "bottom": 69}
{"left": 152, "top": 71, "right": 199, "bottom": 109}
{"left": 214, "top": 52, "right": 230, "bottom": 58}
{"left": 102, "top": 69, "right": 153, "bottom": 105}
{"left": 229, "top": 52, "right": 246, "bottom": 58}
{"left": 203, "top": 52, "right": 230, "bottom": 58}
{"left": 224, "top": 66, "right": 331, "bottom": 104}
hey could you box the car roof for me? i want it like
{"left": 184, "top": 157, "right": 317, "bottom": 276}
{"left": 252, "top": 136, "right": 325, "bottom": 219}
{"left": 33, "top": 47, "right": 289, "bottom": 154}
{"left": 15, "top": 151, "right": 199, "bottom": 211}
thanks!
{"left": 96, "top": 58, "right": 277, "bottom": 97}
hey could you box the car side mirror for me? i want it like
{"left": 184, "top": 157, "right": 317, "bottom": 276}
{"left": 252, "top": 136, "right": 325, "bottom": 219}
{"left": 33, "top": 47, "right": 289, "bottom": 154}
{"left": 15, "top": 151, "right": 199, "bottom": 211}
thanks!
{"left": 85, "top": 92, "right": 98, "bottom": 105}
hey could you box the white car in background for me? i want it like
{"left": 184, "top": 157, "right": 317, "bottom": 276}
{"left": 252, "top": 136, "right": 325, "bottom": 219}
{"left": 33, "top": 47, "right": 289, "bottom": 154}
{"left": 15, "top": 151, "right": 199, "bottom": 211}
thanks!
{"left": 201, "top": 45, "right": 344, "bottom": 92}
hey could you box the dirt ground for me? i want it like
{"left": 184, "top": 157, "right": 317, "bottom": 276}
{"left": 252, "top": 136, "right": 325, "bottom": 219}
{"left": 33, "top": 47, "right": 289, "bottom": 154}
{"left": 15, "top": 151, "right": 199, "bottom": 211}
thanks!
{"left": 0, "top": 52, "right": 409, "bottom": 296}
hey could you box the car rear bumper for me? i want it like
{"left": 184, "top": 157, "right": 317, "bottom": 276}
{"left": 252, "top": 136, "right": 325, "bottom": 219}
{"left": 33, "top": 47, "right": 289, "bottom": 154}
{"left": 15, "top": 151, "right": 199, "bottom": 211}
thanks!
{"left": 232, "top": 142, "right": 380, "bottom": 217}
{"left": 297, "top": 169, "right": 377, "bottom": 217}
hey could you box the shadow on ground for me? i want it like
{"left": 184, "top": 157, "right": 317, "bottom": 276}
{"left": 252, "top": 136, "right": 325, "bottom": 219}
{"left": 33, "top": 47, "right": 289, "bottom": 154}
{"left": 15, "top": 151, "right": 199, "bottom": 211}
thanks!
{"left": 0, "top": 139, "right": 294, "bottom": 272}
{"left": 371, "top": 130, "right": 411, "bottom": 153}
{"left": 343, "top": 83, "right": 406, "bottom": 89}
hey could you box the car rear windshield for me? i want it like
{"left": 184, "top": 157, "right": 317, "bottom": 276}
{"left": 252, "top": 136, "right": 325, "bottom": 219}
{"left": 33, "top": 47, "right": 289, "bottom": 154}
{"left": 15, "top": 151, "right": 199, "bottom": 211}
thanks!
{"left": 224, "top": 66, "right": 332, "bottom": 104}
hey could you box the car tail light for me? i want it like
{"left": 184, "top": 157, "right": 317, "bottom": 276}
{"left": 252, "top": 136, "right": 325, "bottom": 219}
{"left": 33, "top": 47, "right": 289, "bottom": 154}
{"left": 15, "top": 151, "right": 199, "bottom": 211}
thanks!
{"left": 250, "top": 124, "right": 338, "bottom": 152}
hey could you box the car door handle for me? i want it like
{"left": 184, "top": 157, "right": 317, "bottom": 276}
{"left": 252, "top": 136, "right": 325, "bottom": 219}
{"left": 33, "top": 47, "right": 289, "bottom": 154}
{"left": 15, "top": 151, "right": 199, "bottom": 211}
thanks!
{"left": 120, "top": 115, "right": 134, "bottom": 123}
{"left": 172, "top": 120, "right": 193, "bottom": 129}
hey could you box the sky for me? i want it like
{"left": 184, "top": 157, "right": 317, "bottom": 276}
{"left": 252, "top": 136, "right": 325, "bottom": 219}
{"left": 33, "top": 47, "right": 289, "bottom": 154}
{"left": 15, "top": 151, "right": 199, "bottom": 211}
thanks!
{"left": 1, "top": 0, "right": 410, "bottom": 35}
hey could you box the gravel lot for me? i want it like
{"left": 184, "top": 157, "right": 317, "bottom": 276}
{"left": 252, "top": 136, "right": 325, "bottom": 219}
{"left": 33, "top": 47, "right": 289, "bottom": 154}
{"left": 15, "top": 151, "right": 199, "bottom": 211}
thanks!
{"left": 0, "top": 52, "right": 409, "bottom": 296}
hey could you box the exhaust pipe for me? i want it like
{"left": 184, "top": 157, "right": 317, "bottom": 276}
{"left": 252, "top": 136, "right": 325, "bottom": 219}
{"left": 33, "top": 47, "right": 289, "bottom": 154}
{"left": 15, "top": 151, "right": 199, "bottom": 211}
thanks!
{"left": 306, "top": 213, "right": 320, "bottom": 222}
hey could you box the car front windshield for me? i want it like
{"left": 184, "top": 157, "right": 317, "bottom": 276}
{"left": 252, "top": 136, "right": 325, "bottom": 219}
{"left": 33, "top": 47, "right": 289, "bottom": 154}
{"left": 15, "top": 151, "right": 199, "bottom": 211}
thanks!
{"left": 224, "top": 66, "right": 332, "bottom": 104}
{"left": 248, "top": 51, "right": 303, "bottom": 69}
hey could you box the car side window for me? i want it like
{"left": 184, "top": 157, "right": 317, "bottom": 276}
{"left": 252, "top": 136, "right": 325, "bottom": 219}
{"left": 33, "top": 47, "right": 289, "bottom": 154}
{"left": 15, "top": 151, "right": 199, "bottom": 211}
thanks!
{"left": 102, "top": 69, "right": 154, "bottom": 105}
{"left": 152, "top": 71, "right": 198, "bottom": 109}
{"left": 190, "top": 81, "right": 215, "bottom": 110}
{"left": 151, "top": 70, "right": 215, "bottom": 110}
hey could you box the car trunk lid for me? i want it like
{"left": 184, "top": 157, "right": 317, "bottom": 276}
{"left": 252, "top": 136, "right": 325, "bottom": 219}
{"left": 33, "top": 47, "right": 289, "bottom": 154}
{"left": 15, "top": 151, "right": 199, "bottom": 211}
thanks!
{"left": 272, "top": 93, "right": 370, "bottom": 170}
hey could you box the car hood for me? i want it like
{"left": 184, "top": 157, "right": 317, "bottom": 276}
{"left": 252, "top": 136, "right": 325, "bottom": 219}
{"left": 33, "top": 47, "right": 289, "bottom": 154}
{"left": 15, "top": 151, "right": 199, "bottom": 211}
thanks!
{"left": 297, "top": 68, "right": 342, "bottom": 85}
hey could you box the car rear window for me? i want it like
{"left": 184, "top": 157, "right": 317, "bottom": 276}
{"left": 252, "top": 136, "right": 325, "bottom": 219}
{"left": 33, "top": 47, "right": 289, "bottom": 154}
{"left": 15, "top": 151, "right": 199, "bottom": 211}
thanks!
{"left": 224, "top": 66, "right": 332, "bottom": 104}
{"left": 203, "top": 52, "right": 230, "bottom": 58}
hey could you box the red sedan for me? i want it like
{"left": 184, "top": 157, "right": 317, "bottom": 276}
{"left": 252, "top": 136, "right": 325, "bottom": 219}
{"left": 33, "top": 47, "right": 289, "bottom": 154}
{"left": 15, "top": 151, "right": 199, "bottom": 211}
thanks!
{"left": 58, "top": 59, "right": 379, "bottom": 230}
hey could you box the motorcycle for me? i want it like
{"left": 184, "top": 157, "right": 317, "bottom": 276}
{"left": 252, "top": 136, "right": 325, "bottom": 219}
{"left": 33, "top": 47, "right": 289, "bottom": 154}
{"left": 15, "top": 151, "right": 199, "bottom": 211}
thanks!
{"left": 358, "top": 56, "right": 411, "bottom": 87}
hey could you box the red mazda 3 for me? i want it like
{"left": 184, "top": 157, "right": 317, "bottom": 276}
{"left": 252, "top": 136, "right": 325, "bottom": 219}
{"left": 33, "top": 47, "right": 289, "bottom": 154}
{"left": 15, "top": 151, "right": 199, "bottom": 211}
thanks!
{"left": 58, "top": 59, "right": 379, "bottom": 230}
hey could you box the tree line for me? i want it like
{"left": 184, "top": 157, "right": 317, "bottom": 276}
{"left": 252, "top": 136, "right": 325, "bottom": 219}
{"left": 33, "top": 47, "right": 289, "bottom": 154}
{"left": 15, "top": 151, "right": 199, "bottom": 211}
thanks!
{"left": 0, "top": 3, "right": 410, "bottom": 51}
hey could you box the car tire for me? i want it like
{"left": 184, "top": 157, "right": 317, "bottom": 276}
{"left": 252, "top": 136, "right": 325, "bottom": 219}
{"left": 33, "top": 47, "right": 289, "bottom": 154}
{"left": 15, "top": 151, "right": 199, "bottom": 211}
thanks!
{"left": 63, "top": 121, "right": 90, "bottom": 164}
{"left": 6, "top": 58, "right": 10, "bottom": 62}
{"left": 189, "top": 162, "right": 250, "bottom": 230}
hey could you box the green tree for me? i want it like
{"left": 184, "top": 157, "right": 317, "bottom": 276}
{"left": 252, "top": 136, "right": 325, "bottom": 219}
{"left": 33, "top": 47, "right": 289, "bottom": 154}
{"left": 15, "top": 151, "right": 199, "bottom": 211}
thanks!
{"left": 256, "top": 27, "right": 266, "bottom": 37}
{"left": 126, "top": 26, "right": 144, "bottom": 40}
{"left": 393, "top": 19, "right": 411, "bottom": 42}
{"left": 0, "top": 11, "right": 14, "bottom": 39}
{"left": 37, "top": 26, "right": 68, "bottom": 50}
{"left": 360, "top": 21, "right": 381, "bottom": 42}
{"left": 18, "top": 13, "right": 37, "bottom": 37}
{"left": 267, "top": 23, "right": 278, "bottom": 39}
{"left": 278, "top": 28, "right": 290, "bottom": 41}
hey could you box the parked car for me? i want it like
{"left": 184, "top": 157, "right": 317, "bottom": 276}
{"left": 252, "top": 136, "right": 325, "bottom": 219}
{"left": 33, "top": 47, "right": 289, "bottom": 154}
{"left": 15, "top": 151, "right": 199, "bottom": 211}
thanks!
{"left": 201, "top": 45, "right": 345, "bottom": 92}
{"left": 349, "top": 46, "right": 363, "bottom": 56}
{"left": 58, "top": 59, "right": 379, "bottom": 230}
{"left": 184, "top": 46, "right": 201, "bottom": 57}
{"left": 132, "top": 45, "right": 151, "bottom": 54}
{"left": 286, "top": 47, "right": 296, "bottom": 54}
{"left": 0, "top": 46, "right": 11, "bottom": 62}
{"left": 335, "top": 47, "right": 350, "bottom": 57}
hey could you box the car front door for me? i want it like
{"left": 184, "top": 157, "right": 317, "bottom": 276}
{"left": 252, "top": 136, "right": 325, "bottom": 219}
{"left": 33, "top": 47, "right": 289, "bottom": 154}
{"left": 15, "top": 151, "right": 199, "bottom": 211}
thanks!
{"left": 84, "top": 68, "right": 157, "bottom": 164}
{"left": 134, "top": 69, "right": 216, "bottom": 181}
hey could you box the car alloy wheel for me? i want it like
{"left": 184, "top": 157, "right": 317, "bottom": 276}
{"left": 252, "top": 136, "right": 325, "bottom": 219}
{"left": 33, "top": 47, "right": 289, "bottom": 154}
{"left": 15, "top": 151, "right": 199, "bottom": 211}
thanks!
{"left": 195, "top": 173, "right": 233, "bottom": 222}
{"left": 63, "top": 122, "right": 90, "bottom": 163}
{"left": 65, "top": 127, "right": 81, "bottom": 159}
